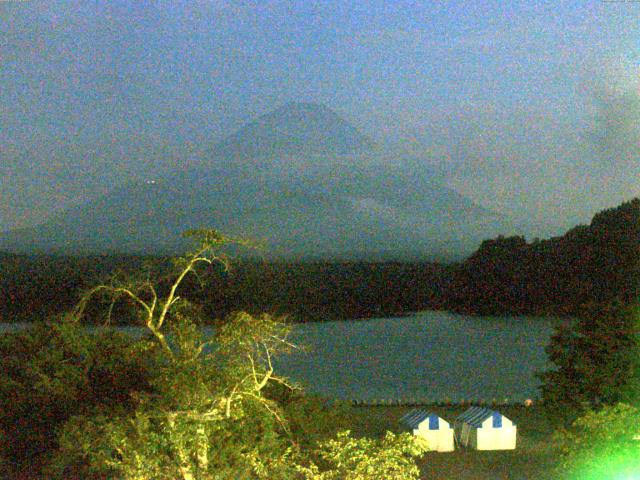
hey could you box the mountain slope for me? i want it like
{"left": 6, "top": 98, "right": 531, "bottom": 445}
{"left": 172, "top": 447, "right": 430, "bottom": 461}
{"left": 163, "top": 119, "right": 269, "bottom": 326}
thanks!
{"left": 0, "top": 103, "right": 517, "bottom": 260}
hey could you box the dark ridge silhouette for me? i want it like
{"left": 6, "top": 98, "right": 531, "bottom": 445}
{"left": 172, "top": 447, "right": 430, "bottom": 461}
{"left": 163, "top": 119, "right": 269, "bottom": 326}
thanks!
{"left": 443, "top": 197, "right": 640, "bottom": 316}
{"left": 1, "top": 198, "right": 637, "bottom": 324}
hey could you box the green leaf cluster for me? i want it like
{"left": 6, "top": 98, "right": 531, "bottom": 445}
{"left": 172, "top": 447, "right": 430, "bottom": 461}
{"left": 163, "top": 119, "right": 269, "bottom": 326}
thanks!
{"left": 0, "top": 318, "right": 151, "bottom": 474}
{"left": 295, "top": 430, "right": 427, "bottom": 480}
{"left": 554, "top": 403, "right": 640, "bottom": 479}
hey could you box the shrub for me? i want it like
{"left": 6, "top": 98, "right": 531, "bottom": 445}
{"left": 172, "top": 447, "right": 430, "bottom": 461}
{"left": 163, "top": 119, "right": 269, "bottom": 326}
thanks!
{"left": 0, "top": 318, "right": 151, "bottom": 475}
{"left": 554, "top": 403, "right": 640, "bottom": 479}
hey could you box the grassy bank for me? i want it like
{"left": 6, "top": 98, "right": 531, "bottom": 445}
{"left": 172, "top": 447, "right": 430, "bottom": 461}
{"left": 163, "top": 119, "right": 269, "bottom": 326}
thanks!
{"left": 347, "top": 404, "right": 561, "bottom": 480}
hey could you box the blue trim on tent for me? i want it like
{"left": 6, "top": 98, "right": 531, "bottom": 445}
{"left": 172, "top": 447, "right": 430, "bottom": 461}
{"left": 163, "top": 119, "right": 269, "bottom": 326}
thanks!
{"left": 400, "top": 409, "right": 445, "bottom": 430}
{"left": 492, "top": 411, "right": 502, "bottom": 428}
{"left": 456, "top": 407, "right": 510, "bottom": 429}
{"left": 428, "top": 414, "right": 439, "bottom": 430}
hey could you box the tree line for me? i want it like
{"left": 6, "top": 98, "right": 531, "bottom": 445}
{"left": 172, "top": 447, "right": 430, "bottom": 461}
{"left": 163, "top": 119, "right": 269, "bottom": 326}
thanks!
{"left": 443, "top": 198, "right": 640, "bottom": 317}
{"left": 0, "top": 255, "right": 450, "bottom": 323}
{"left": 1, "top": 198, "right": 638, "bottom": 323}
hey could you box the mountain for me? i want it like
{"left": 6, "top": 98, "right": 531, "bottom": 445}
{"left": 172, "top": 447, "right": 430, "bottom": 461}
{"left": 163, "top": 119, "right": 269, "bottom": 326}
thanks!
{"left": 211, "top": 102, "right": 374, "bottom": 163}
{"left": 0, "top": 103, "right": 519, "bottom": 260}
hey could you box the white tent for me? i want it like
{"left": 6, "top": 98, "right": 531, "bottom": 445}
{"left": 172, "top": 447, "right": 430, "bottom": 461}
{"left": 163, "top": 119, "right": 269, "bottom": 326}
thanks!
{"left": 454, "top": 406, "right": 516, "bottom": 450}
{"left": 400, "top": 409, "right": 455, "bottom": 452}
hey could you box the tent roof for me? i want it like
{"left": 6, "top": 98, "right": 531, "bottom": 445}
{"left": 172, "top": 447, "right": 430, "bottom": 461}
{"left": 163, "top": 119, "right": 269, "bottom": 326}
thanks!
{"left": 400, "top": 409, "right": 443, "bottom": 430}
{"left": 456, "top": 406, "right": 510, "bottom": 428}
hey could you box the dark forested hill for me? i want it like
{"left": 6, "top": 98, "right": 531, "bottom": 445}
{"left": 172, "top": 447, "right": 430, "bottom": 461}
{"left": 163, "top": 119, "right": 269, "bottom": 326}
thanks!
{"left": 0, "top": 254, "right": 451, "bottom": 323}
{"left": 3, "top": 199, "right": 637, "bottom": 323}
{"left": 443, "top": 198, "right": 640, "bottom": 315}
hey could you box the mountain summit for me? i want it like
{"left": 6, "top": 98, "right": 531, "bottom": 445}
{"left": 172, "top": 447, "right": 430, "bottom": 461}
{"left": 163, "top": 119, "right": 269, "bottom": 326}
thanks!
{"left": 211, "top": 102, "right": 374, "bottom": 162}
{"left": 0, "top": 104, "right": 517, "bottom": 260}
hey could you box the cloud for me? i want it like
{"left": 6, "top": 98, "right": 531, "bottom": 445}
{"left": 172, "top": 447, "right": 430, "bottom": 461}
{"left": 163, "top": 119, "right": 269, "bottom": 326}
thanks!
{"left": 587, "top": 87, "right": 640, "bottom": 175}
{"left": 431, "top": 83, "right": 640, "bottom": 234}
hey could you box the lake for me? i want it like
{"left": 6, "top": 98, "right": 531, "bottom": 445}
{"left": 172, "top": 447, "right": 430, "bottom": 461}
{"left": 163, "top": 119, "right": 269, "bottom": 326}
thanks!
{"left": 0, "top": 311, "right": 561, "bottom": 403}
{"left": 274, "top": 311, "right": 561, "bottom": 403}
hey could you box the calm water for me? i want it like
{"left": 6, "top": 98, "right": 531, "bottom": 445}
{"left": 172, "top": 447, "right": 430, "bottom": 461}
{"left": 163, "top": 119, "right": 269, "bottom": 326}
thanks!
{"left": 274, "top": 311, "right": 561, "bottom": 403}
{"left": 1, "top": 311, "right": 561, "bottom": 403}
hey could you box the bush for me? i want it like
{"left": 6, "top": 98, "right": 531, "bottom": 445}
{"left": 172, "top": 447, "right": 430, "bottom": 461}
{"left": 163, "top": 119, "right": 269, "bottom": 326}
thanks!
{"left": 296, "top": 430, "right": 427, "bottom": 480}
{"left": 0, "top": 318, "right": 151, "bottom": 475}
{"left": 554, "top": 403, "right": 640, "bottom": 479}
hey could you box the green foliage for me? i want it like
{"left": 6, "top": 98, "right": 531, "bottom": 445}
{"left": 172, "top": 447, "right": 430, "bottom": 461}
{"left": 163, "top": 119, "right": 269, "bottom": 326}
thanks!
{"left": 554, "top": 403, "right": 640, "bottom": 479}
{"left": 51, "top": 312, "right": 295, "bottom": 479}
{"left": 0, "top": 318, "right": 150, "bottom": 473}
{"left": 295, "top": 430, "right": 427, "bottom": 480}
{"left": 539, "top": 301, "right": 639, "bottom": 426}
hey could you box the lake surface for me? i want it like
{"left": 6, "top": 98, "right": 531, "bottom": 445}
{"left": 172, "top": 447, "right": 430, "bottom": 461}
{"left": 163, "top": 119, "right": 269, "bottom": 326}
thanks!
{"left": 274, "top": 311, "right": 561, "bottom": 403}
{"left": 1, "top": 311, "right": 561, "bottom": 403}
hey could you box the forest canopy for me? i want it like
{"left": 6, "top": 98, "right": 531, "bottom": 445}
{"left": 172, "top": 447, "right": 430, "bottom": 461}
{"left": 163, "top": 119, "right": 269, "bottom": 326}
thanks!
{"left": 1, "top": 198, "right": 638, "bottom": 323}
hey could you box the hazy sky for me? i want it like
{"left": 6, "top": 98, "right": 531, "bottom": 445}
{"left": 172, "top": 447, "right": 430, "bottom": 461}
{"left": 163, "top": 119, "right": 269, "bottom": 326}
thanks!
{"left": 1, "top": 0, "right": 639, "bottom": 234}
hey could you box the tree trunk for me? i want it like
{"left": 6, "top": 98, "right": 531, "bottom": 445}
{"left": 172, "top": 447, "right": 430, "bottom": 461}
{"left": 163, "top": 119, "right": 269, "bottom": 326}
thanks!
{"left": 196, "top": 423, "right": 209, "bottom": 472}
